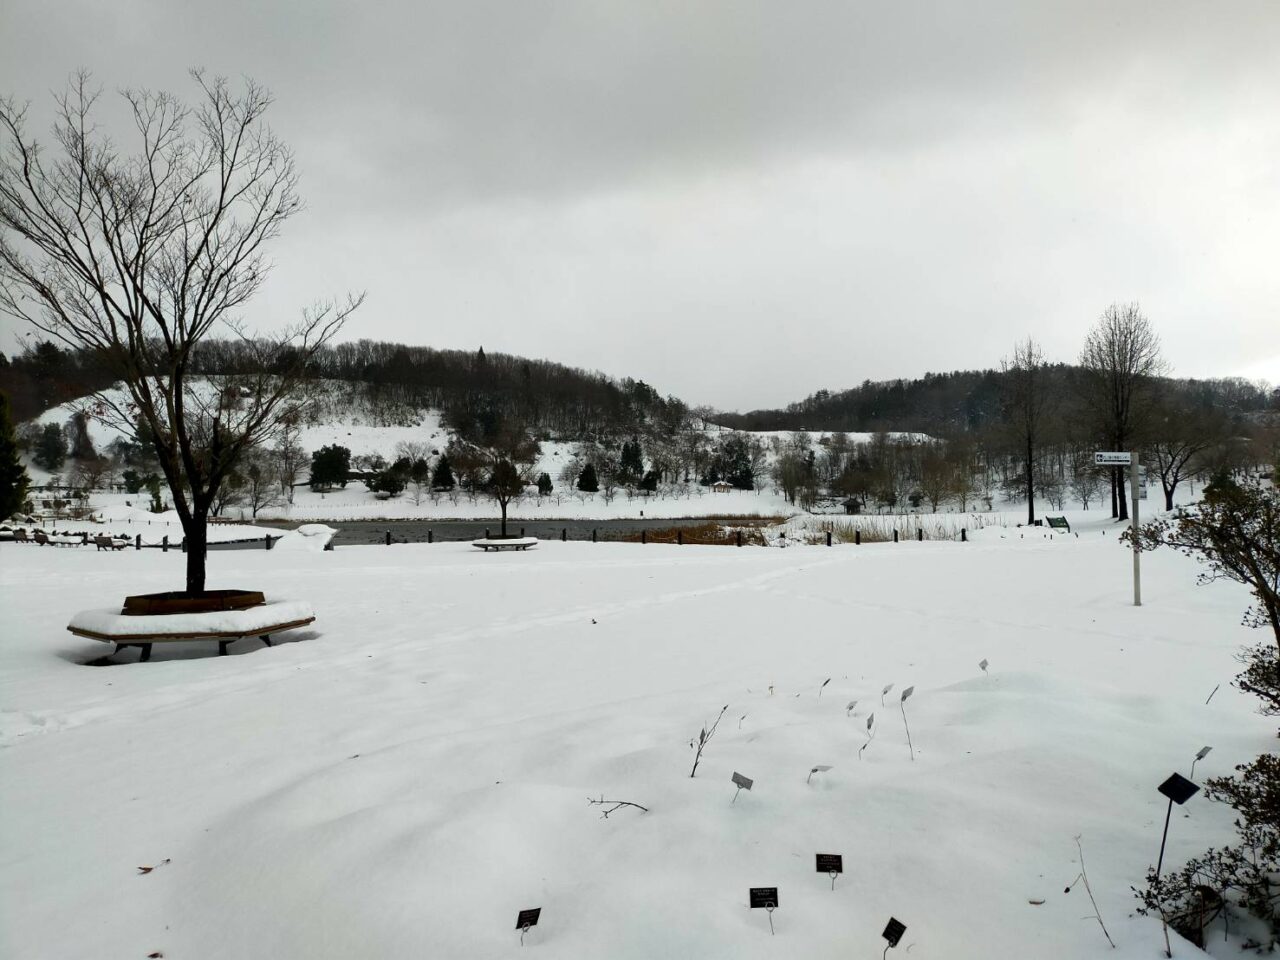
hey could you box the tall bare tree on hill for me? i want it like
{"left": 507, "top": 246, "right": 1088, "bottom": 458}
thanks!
{"left": 0, "top": 72, "right": 362, "bottom": 591}
{"left": 1078, "top": 304, "right": 1164, "bottom": 520}
{"left": 1001, "top": 337, "right": 1054, "bottom": 525}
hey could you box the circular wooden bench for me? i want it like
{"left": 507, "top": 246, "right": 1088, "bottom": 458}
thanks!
{"left": 67, "top": 599, "right": 315, "bottom": 661}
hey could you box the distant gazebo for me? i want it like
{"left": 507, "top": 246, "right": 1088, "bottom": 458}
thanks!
{"left": 842, "top": 497, "right": 864, "bottom": 515}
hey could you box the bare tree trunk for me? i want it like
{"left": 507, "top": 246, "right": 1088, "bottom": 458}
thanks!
{"left": 1026, "top": 435, "right": 1035, "bottom": 524}
{"left": 184, "top": 513, "right": 208, "bottom": 593}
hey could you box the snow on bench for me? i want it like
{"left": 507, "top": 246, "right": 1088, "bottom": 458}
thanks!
{"left": 471, "top": 537, "right": 538, "bottom": 552}
{"left": 67, "top": 599, "right": 315, "bottom": 661}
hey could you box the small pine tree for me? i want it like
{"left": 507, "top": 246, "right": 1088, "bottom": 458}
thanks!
{"left": 0, "top": 392, "right": 31, "bottom": 518}
{"left": 33, "top": 422, "right": 67, "bottom": 470}
{"left": 432, "top": 454, "right": 455, "bottom": 490}
{"left": 578, "top": 463, "right": 599, "bottom": 492}
{"left": 639, "top": 469, "right": 659, "bottom": 492}
{"left": 537, "top": 472, "right": 553, "bottom": 495}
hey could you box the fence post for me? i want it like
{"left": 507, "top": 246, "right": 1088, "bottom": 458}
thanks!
{"left": 135, "top": 533, "right": 142, "bottom": 550}
{"left": 855, "top": 529, "right": 861, "bottom": 546}
{"left": 961, "top": 528, "right": 967, "bottom": 542}
{"left": 561, "top": 528, "right": 567, "bottom": 542}
{"left": 162, "top": 535, "right": 168, "bottom": 552}
{"left": 520, "top": 527, "right": 525, "bottom": 538}
{"left": 642, "top": 529, "right": 647, "bottom": 545}
{"left": 678, "top": 530, "right": 683, "bottom": 546}
{"left": 826, "top": 530, "right": 832, "bottom": 547}
{"left": 485, "top": 528, "right": 490, "bottom": 540}
{"left": 918, "top": 529, "right": 923, "bottom": 542}
{"left": 428, "top": 529, "right": 433, "bottom": 544}
{"left": 266, "top": 535, "right": 274, "bottom": 550}
{"left": 386, "top": 530, "right": 392, "bottom": 546}
{"left": 592, "top": 528, "right": 597, "bottom": 543}
{"left": 737, "top": 530, "right": 743, "bottom": 547}
{"left": 893, "top": 529, "right": 898, "bottom": 543}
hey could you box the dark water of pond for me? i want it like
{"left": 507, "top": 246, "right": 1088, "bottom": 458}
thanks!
{"left": 257, "top": 516, "right": 749, "bottom": 547}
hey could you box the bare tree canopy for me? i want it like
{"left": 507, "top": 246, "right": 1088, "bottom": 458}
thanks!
{"left": 1078, "top": 303, "right": 1165, "bottom": 520}
{"left": 0, "top": 71, "right": 362, "bottom": 590}
{"left": 1001, "top": 337, "right": 1055, "bottom": 525}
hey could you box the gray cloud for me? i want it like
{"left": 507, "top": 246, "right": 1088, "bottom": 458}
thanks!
{"left": 2, "top": 0, "right": 1278, "bottom": 408}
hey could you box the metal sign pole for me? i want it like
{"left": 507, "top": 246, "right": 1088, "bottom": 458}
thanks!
{"left": 1131, "top": 451, "right": 1141, "bottom": 607}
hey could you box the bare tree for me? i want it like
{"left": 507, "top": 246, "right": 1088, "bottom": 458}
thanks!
{"left": 485, "top": 422, "right": 539, "bottom": 535}
{"left": 1149, "top": 402, "right": 1224, "bottom": 511}
{"left": 0, "top": 73, "right": 362, "bottom": 590}
{"left": 243, "top": 449, "right": 283, "bottom": 518}
{"left": 918, "top": 441, "right": 954, "bottom": 512}
{"left": 1001, "top": 338, "right": 1054, "bottom": 525}
{"left": 273, "top": 422, "right": 306, "bottom": 504}
{"left": 1078, "top": 304, "right": 1164, "bottom": 520}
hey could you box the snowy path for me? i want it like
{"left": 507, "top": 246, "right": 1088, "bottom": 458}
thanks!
{"left": 0, "top": 532, "right": 1269, "bottom": 958}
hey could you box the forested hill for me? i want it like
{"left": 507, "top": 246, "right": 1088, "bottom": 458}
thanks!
{"left": 716, "top": 368, "right": 1279, "bottom": 435}
{"left": 0, "top": 339, "right": 691, "bottom": 441}
{"left": 3, "top": 338, "right": 1275, "bottom": 442}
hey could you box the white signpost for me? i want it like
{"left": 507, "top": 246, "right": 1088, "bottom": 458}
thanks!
{"left": 1095, "top": 451, "right": 1140, "bottom": 606}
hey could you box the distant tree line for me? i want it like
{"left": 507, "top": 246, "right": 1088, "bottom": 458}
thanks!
{"left": 0, "top": 342, "right": 117, "bottom": 422}
{"left": 719, "top": 363, "right": 1277, "bottom": 436}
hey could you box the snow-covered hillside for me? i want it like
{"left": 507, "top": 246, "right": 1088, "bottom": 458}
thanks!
{"left": 0, "top": 521, "right": 1267, "bottom": 958}
{"left": 19, "top": 383, "right": 929, "bottom": 522}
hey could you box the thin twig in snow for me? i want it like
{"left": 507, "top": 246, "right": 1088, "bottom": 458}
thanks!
{"left": 1064, "top": 836, "right": 1115, "bottom": 949}
{"left": 587, "top": 795, "right": 649, "bottom": 819}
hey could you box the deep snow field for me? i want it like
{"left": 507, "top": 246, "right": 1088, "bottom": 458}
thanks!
{"left": 0, "top": 522, "right": 1271, "bottom": 958}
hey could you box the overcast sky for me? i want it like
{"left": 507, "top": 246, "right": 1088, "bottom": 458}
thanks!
{"left": 2, "top": 1, "right": 1277, "bottom": 410}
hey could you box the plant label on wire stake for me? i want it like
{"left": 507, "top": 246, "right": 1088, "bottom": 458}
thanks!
{"left": 749, "top": 887, "right": 779, "bottom": 934}
{"left": 881, "top": 683, "right": 894, "bottom": 706}
{"left": 899, "top": 687, "right": 915, "bottom": 761}
{"left": 515, "top": 908, "right": 541, "bottom": 945}
{"left": 818, "top": 678, "right": 830, "bottom": 697}
{"left": 815, "top": 853, "right": 843, "bottom": 889}
{"left": 846, "top": 699, "right": 858, "bottom": 716}
{"left": 882, "top": 916, "right": 906, "bottom": 950}
{"left": 807, "top": 764, "right": 833, "bottom": 784}
{"left": 979, "top": 658, "right": 989, "bottom": 676}
{"left": 859, "top": 713, "right": 876, "bottom": 759}
{"left": 1190, "top": 745, "right": 1212, "bottom": 779}
{"left": 731, "top": 771, "right": 753, "bottom": 804}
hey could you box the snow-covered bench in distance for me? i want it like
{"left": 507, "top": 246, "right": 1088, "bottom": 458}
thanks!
{"left": 67, "top": 599, "right": 315, "bottom": 662}
{"left": 472, "top": 536, "right": 538, "bottom": 552}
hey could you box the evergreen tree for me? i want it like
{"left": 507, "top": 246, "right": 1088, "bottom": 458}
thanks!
{"left": 432, "top": 454, "right": 456, "bottom": 490}
{"left": 309, "top": 444, "right": 351, "bottom": 490}
{"left": 67, "top": 411, "right": 96, "bottom": 460}
{"left": 33, "top": 422, "right": 67, "bottom": 470}
{"left": 620, "top": 439, "right": 644, "bottom": 481}
{"left": 0, "top": 392, "right": 31, "bottom": 518}
{"left": 639, "top": 470, "right": 659, "bottom": 492}
{"left": 577, "top": 462, "right": 599, "bottom": 492}
{"left": 537, "top": 472, "right": 553, "bottom": 495}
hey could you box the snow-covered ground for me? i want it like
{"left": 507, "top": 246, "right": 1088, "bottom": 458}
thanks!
{"left": 0, "top": 520, "right": 1270, "bottom": 958}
